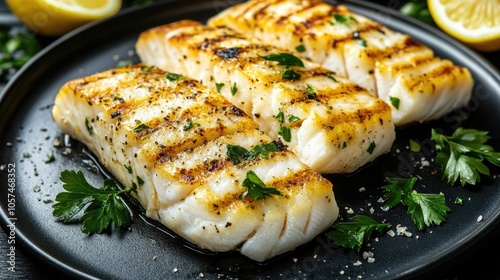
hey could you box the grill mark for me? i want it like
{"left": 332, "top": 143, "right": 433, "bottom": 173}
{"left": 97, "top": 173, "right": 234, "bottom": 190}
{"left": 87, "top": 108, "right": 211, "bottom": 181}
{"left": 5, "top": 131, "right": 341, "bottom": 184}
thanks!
{"left": 330, "top": 22, "right": 382, "bottom": 48}
{"left": 365, "top": 35, "right": 425, "bottom": 60}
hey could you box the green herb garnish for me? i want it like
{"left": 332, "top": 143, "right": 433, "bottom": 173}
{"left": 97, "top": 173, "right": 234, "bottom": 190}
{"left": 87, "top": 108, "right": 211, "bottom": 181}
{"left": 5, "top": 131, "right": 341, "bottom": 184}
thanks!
{"left": 183, "top": 119, "right": 200, "bottom": 131}
{"left": 0, "top": 27, "right": 40, "bottom": 82}
{"left": 239, "top": 170, "right": 283, "bottom": 200}
{"left": 400, "top": 0, "right": 435, "bottom": 25}
{"left": 305, "top": 84, "right": 316, "bottom": 99}
{"left": 282, "top": 68, "right": 301, "bottom": 80}
{"left": 231, "top": 82, "right": 238, "bottom": 96}
{"left": 431, "top": 128, "right": 500, "bottom": 186}
{"left": 215, "top": 82, "right": 225, "bottom": 93}
{"left": 382, "top": 177, "right": 450, "bottom": 230}
{"left": 275, "top": 111, "right": 292, "bottom": 142}
{"left": 332, "top": 14, "right": 358, "bottom": 27}
{"left": 295, "top": 44, "right": 306, "bottom": 53}
{"left": 133, "top": 123, "right": 149, "bottom": 132}
{"left": 327, "top": 74, "right": 338, "bottom": 82}
{"left": 409, "top": 139, "right": 421, "bottom": 152}
{"left": 166, "top": 72, "right": 183, "bottom": 81}
{"left": 52, "top": 170, "right": 133, "bottom": 235}
{"left": 85, "top": 118, "right": 93, "bottom": 135}
{"left": 389, "top": 96, "right": 400, "bottom": 109}
{"left": 227, "top": 142, "right": 279, "bottom": 164}
{"left": 124, "top": 164, "right": 133, "bottom": 174}
{"left": 260, "top": 52, "right": 304, "bottom": 67}
{"left": 367, "top": 141, "right": 376, "bottom": 154}
{"left": 326, "top": 215, "right": 391, "bottom": 251}
{"left": 288, "top": 115, "right": 300, "bottom": 123}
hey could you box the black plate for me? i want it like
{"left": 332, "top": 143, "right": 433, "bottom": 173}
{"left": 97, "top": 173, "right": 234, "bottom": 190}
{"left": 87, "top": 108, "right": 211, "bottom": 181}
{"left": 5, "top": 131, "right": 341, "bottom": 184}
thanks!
{"left": 1, "top": 0, "right": 500, "bottom": 279}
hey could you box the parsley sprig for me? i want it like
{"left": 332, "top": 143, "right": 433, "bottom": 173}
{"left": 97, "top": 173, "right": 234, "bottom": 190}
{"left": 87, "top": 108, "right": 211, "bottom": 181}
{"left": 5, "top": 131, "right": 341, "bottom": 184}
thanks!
{"left": 52, "top": 170, "right": 134, "bottom": 235}
{"left": 327, "top": 215, "right": 391, "bottom": 251}
{"left": 382, "top": 177, "right": 450, "bottom": 231}
{"left": 431, "top": 128, "right": 500, "bottom": 186}
{"left": 239, "top": 170, "right": 283, "bottom": 200}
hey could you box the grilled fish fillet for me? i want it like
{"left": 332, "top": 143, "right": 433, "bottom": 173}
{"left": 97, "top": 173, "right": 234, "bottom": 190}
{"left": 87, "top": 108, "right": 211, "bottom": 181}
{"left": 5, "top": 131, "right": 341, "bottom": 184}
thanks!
{"left": 51, "top": 64, "right": 339, "bottom": 262}
{"left": 136, "top": 20, "right": 395, "bottom": 174}
{"left": 208, "top": 0, "right": 474, "bottom": 126}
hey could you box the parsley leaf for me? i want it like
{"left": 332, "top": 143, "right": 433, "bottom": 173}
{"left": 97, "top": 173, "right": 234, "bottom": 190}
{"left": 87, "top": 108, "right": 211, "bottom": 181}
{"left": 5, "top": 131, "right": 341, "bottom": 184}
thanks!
{"left": 239, "top": 170, "right": 283, "bottom": 200}
{"left": 166, "top": 72, "right": 183, "bottom": 81}
{"left": 326, "top": 215, "right": 391, "bottom": 251}
{"left": 227, "top": 142, "right": 279, "bottom": 164}
{"left": 0, "top": 27, "right": 41, "bottom": 83}
{"left": 431, "top": 128, "right": 500, "bottom": 186}
{"left": 389, "top": 96, "right": 400, "bottom": 109}
{"left": 52, "top": 170, "right": 133, "bottom": 235}
{"left": 275, "top": 110, "right": 292, "bottom": 142}
{"left": 260, "top": 52, "right": 304, "bottom": 67}
{"left": 382, "top": 177, "right": 450, "bottom": 230}
{"left": 332, "top": 14, "right": 358, "bottom": 27}
{"left": 282, "top": 68, "right": 301, "bottom": 80}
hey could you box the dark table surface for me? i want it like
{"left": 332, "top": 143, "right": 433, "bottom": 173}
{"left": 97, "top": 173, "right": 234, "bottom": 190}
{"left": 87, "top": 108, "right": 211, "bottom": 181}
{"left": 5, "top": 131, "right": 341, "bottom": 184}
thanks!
{"left": 0, "top": 0, "right": 499, "bottom": 279}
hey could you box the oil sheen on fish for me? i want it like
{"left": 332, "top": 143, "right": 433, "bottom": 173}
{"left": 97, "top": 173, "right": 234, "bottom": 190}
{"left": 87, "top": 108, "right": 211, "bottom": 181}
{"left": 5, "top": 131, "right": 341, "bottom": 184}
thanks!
{"left": 51, "top": 64, "right": 339, "bottom": 262}
{"left": 208, "top": 0, "right": 474, "bottom": 126}
{"left": 136, "top": 20, "right": 395, "bottom": 174}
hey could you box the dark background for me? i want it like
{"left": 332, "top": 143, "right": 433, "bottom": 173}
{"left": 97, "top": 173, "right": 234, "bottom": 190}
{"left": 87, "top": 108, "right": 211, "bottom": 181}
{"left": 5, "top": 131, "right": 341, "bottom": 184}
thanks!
{"left": 0, "top": 0, "right": 499, "bottom": 279}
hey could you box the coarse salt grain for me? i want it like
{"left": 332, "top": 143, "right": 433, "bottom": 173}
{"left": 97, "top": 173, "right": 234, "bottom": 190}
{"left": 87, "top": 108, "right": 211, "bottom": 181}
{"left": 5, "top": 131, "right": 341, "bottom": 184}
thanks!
{"left": 477, "top": 215, "right": 483, "bottom": 222}
{"left": 387, "top": 230, "right": 395, "bottom": 237}
{"left": 353, "top": 261, "right": 362, "bottom": 266}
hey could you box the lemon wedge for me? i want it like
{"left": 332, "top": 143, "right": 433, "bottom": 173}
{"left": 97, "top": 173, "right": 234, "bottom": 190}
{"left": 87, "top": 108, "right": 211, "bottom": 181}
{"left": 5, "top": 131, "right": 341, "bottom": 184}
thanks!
{"left": 6, "top": 0, "right": 122, "bottom": 37}
{"left": 428, "top": 0, "right": 500, "bottom": 52}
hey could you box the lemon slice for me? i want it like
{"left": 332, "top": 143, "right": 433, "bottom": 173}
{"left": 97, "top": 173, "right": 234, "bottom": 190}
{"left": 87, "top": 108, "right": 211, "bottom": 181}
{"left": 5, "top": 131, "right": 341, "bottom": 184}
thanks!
{"left": 6, "top": 0, "right": 122, "bottom": 37}
{"left": 428, "top": 0, "right": 500, "bottom": 52}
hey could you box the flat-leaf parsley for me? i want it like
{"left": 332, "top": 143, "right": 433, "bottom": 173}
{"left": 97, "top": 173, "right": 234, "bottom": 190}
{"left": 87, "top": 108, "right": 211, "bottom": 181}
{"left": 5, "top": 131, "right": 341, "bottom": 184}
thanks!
{"left": 52, "top": 170, "right": 134, "bottom": 235}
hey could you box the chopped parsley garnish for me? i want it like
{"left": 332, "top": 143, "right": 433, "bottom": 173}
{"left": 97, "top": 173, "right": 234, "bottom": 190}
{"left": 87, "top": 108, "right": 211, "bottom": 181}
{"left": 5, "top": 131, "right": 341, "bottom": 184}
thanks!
{"left": 0, "top": 27, "right": 41, "bottom": 83}
{"left": 260, "top": 52, "right": 304, "bottom": 67}
{"left": 85, "top": 118, "right": 93, "bottom": 135}
{"left": 136, "top": 176, "right": 145, "bottom": 186}
{"left": 133, "top": 123, "right": 149, "bottom": 132}
{"left": 409, "top": 139, "right": 421, "bottom": 152}
{"left": 367, "top": 141, "right": 376, "bottom": 154}
{"left": 288, "top": 115, "right": 300, "bottom": 123}
{"left": 327, "top": 74, "right": 338, "bottom": 82}
{"left": 389, "top": 96, "right": 400, "bottom": 109}
{"left": 239, "top": 170, "right": 283, "bottom": 200}
{"left": 326, "top": 215, "right": 391, "bottom": 251}
{"left": 454, "top": 197, "right": 463, "bottom": 205}
{"left": 332, "top": 13, "right": 358, "bottom": 27}
{"left": 183, "top": 119, "right": 200, "bottom": 131}
{"left": 356, "top": 38, "right": 367, "bottom": 47}
{"left": 275, "top": 111, "right": 292, "bottom": 142}
{"left": 166, "top": 72, "right": 183, "bottom": 81}
{"left": 342, "top": 141, "right": 347, "bottom": 149}
{"left": 215, "top": 82, "right": 225, "bottom": 93}
{"left": 227, "top": 142, "right": 279, "bottom": 164}
{"left": 282, "top": 68, "right": 301, "bottom": 80}
{"left": 305, "top": 84, "right": 317, "bottom": 99}
{"left": 382, "top": 177, "right": 450, "bottom": 230}
{"left": 231, "top": 82, "right": 238, "bottom": 96}
{"left": 295, "top": 44, "right": 306, "bottom": 53}
{"left": 124, "top": 164, "right": 133, "bottom": 174}
{"left": 399, "top": 1, "right": 435, "bottom": 25}
{"left": 116, "top": 60, "right": 134, "bottom": 68}
{"left": 52, "top": 170, "right": 133, "bottom": 235}
{"left": 431, "top": 128, "right": 500, "bottom": 186}
{"left": 141, "top": 65, "right": 154, "bottom": 72}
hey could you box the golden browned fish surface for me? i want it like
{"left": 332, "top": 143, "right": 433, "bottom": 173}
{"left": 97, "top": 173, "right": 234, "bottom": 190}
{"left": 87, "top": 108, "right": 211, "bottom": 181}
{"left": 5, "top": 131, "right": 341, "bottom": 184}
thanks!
{"left": 136, "top": 20, "right": 395, "bottom": 174}
{"left": 208, "top": 0, "right": 474, "bottom": 126}
{"left": 52, "top": 64, "right": 339, "bottom": 262}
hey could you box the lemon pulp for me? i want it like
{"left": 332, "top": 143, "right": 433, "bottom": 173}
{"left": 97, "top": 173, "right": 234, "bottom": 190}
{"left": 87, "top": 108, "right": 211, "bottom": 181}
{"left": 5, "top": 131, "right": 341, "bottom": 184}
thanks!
{"left": 428, "top": 0, "right": 500, "bottom": 52}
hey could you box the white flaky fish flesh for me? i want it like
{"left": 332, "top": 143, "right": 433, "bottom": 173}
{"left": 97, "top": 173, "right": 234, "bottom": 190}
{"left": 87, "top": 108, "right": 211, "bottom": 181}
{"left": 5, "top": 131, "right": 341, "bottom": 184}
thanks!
{"left": 136, "top": 20, "right": 395, "bottom": 174}
{"left": 208, "top": 0, "right": 474, "bottom": 126}
{"left": 52, "top": 64, "right": 339, "bottom": 262}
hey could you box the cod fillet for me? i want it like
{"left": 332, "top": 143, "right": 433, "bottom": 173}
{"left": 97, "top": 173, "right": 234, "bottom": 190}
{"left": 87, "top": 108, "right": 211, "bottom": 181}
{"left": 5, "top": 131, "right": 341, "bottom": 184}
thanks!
{"left": 136, "top": 20, "right": 395, "bottom": 174}
{"left": 52, "top": 64, "right": 339, "bottom": 262}
{"left": 208, "top": 0, "right": 474, "bottom": 126}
